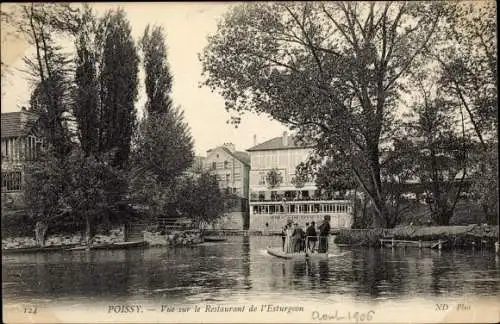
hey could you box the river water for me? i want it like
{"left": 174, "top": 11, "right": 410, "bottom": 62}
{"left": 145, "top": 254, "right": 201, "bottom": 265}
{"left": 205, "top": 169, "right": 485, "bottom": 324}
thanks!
{"left": 3, "top": 236, "right": 500, "bottom": 323}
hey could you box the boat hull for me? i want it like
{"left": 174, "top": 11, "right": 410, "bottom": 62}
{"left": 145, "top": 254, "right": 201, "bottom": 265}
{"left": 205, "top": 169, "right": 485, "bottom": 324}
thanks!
{"left": 266, "top": 248, "right": 343, "bottom": 260}
{"left": 203, "top": 236, "right": 227, "bottom": 242}
{"left": 67, "top": 241, "right": 149, "bottom": 251}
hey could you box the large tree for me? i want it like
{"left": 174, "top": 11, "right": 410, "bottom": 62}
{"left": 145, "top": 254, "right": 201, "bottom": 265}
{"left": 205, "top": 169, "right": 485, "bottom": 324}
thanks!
{"left": 132, "top": 24, "right": 194, "bottom": 187}
{"left": 403, "top": 77, "right": 470, "bottom": 225}
{"left": 73, "top": 4, "right": 99, "bottom": 157}
{"left": 433, "top": 1, "right": 497, "bottom": 225}
{"left": 140, "top": 24, "right": 174, "bottom": 116}
{"left": 200, "top": 2, "right": 446, "bottom": 227}
{"left": 96, "top": 8, "right": 139, "bottom": 168}
{"left": 9, "top": 3, "right": 81, "bottom": 158}
{"left": 132, "top": 109, "right": 194, "bottom": 187}
{"left": 176, "top": 172, "right": 227, "bottom": 227}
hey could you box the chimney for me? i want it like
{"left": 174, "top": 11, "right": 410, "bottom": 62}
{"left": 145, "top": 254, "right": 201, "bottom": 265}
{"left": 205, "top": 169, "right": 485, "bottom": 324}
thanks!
{"left": 223, "top": 142, "right": 235, "bottom": 152}
{"left": 282, "top": 131, "right": 288, "bottom": 147}
{"left": 253, "top": 134, "right": 257, "bottom": 146}
{"left": 20, "top": 106, "right": 28, "bottom": 126}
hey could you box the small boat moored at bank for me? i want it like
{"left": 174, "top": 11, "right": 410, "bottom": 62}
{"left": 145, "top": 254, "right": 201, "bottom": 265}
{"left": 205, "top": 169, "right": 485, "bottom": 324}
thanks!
{"left": 203, "top": 236, "right": 227, "bottom": 243}
{"left": 66, "top": 240, "right": 149, "bottom": 251}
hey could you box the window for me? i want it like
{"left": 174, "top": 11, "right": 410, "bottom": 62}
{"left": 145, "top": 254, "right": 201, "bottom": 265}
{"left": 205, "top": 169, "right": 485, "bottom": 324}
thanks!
{"left": 2, "top": 171, "right": 22, "bottom": 191}
{"left": 233, "top": 188, "right": 238, "bottom": 194}
{"left": 224, "top": 161, "right": 229, "bottom": 169}
{"left": 258, "top": 172, "right": 266, "bottom": 185}
{"left": 212, "top": 162, "right": 217, "bottom": 170}
{"left": 226, "top": 174, "right": 230, "bottom": 182}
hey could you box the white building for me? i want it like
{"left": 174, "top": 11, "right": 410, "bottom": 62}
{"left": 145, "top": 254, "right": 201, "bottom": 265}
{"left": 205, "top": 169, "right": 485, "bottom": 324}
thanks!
{"left": 246, "top": 132, "right": 353, "bottom": 232}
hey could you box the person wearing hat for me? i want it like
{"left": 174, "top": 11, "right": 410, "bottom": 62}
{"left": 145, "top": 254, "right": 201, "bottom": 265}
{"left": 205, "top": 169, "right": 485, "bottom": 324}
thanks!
{"left": 292, "top": 222, "right": 305, "bottom": 252}
{"left": 281, "top": 219, "right": 292, "bottom": 251}
{"left": 306, "top": 221, "right": 317, "bottom": 252}
{"left": 318, "top": 215, "right": 331, "bottom": 253}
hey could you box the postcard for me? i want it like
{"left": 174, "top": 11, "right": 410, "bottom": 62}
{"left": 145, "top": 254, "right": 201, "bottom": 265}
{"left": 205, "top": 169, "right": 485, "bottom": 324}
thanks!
{"left": 2, "top": 2, "right": 498, "bottom": 323}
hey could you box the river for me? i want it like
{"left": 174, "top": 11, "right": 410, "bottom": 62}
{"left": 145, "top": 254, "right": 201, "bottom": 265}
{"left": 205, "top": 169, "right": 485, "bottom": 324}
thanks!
{"left": 2, "top": 236, "right": 499, "bottom": 323}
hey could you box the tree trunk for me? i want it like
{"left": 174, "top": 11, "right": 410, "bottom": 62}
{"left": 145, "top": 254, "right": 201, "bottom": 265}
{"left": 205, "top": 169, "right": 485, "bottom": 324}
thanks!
{"left": 34, "top": 220, "right": 48, "bottom": 247}
{"left": 85, "top": 216, "right": 92, "bottom": 246}
{"left": 367, "top": 141, "right": 387, "bottom": 228}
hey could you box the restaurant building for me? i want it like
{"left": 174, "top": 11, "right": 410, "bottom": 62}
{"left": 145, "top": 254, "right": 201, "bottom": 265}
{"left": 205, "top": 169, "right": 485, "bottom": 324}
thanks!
{"left": 246, "top": 132, "right": 353, "bottom": 232}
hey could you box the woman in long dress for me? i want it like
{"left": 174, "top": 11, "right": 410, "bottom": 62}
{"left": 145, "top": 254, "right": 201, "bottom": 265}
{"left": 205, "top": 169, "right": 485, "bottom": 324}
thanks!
{"left": 284, "top": 225, "right": 294, "bottom": 253}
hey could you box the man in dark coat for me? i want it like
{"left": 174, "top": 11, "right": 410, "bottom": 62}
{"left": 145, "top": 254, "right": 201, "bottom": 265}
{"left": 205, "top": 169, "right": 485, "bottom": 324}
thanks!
{"left": 306, "top": 221, "right": 317, "bottom": 252}
{"left": 292, "top": 223, "right": 305, "bottom": 252}
{"left": 318, "top": 216, "right": 331, "bottom": 253}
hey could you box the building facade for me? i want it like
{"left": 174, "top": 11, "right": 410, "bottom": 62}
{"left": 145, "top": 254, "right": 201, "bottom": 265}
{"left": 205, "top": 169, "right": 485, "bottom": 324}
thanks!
{"left": 247, "top": 132, "right": 353, "bottom": 232}
{"left": 203, "top": 143, "right": 250, "bottom": 229}
{"left": 1, "top": 108, "right": 41, "bottom": 213}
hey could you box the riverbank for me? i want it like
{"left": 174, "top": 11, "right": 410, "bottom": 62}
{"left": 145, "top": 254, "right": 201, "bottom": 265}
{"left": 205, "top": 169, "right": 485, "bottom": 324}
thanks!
{"left": 1, "top": 228, "right": 204, "bottom": 251}
{"left": 334, "top": 225, "right": 499, "bottom": 249}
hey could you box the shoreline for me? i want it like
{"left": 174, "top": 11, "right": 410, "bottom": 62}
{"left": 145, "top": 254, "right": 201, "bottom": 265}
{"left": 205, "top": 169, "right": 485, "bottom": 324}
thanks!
{"left": 2, "top": 225, "right": 498, "bottom": 253}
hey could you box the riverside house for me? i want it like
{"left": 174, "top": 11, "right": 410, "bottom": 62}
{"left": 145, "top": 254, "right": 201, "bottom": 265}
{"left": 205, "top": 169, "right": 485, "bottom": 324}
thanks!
{"left": 247, "top": 132, "right": 353, "bottom": 232}
{"left": 204, "top": 143, "right": 251, "bottom": 229}
{"left": 1, "top": 108, "right": 42, "bottom": 213}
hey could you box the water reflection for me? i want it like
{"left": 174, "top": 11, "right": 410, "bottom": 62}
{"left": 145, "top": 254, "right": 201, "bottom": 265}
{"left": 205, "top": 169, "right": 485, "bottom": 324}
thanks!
{"left": 2, "top": 236, "right": 499, "bottom": 305}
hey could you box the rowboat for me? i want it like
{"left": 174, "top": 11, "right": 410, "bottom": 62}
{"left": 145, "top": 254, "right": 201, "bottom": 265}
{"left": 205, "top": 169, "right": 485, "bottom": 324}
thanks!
{"left": 3, "top": 244, "right": 80, "bottom": 254}
{"left": 266, "top": 248, "right": 349, "bottom": 260}
{"left": 203, "top": 236, "right": 227, "bottom": 243}
{"left": 67, "top": 241, "right": 149, "bottom": 251}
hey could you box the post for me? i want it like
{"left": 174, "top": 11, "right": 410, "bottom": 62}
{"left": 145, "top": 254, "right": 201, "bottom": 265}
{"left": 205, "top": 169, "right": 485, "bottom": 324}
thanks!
{"left": 472, "top": 241, "right": 476, "bottom": 251}
{"left": 418, "top": 240, "right": 422, "bottom": 249}
{"left": 391, "top": 237, "right": 395, "bottom": 248}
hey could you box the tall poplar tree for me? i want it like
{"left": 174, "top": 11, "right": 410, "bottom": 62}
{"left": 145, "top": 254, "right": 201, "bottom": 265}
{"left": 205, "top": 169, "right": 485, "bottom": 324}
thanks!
{"left": 74, "top": 4, "right": 99, "bottom": 157}
{"left": 133, "top": 25, "right": 194, "bottom": 187}
{"left": 97, "top": 8, "right": 139, "bottom": 168}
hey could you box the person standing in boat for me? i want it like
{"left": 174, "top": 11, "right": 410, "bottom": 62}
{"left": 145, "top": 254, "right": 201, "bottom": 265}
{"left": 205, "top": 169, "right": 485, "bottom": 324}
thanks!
{"left": 318, "top": 215, "right": 331, "bottom": 253}
{"left": 292, "top": 222, "right": 305, "bottom": 252}
{"left": 281, "top": 219, "right": 292, "bottom": 251}
{"left": 284, "top": 222, "right": 294, "bottom": 253}
{"left": 306, "top": 221, "right": 317, "bottom": 252}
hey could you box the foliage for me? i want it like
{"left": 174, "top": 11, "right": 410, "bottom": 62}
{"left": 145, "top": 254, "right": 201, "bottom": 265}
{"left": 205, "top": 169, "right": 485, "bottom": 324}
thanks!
{"left": 265, "top": 168, "right": 283, "bottom": 189}
{"left": 131, "top": 23, "right": 194, "bottom": 198}
{"left": 291, "top": 164, "right": 308, "bottom": 189}
{"left": 73, "top": 7, "right": 139, "bottom": 167}
{"left": 431, "top": 2, "right": 497, "bottom": 224}
{"left": 96, "top": 8, "right": 139, "bottom": 168}
{"left": 200, "top": 2, "right": 447, "bottom": 227}
{"left": 23, "top": 149, "right": 73, "bottom": 227}
{"left": 127, "top": 167, "right": 174, "bottom": 221}
{"left": 132, "top": 101, "right": 194, "bottom": 188}
{"left": 140, "top": 24, "right": 174, "bottom": 116}
{"left": 434, "top": 1, "right": 496, "bottom": 148}
{"left": 24, "top": 147, "right": 129, "bottom": 244}
{"left": 73, "top": 4, "right": 99, "bottom": 157}
{"left": 10, "top": 3, "right": 82, "bottom": 158}
{"left": 467, "top": 142, "right": 498, "bottom": 225}
{"left": 176, "top": 172, "right": 227, "bottom": 226}
{"left": 65, "top": 149, "right": 129, "bottom": 242}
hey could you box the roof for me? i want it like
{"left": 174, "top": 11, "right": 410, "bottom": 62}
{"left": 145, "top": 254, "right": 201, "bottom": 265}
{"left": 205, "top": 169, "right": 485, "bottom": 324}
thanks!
{"left": 232, "top": 150, "right": 250, "bottom": 166}
{"left": 1, "top": 110, "right": 39, "bottom": 139}
{"left": 221, "top": 147, "right": 250, "bottom": 166}
{"left": 247, "top": 135, "right": 314, "bottom": 152}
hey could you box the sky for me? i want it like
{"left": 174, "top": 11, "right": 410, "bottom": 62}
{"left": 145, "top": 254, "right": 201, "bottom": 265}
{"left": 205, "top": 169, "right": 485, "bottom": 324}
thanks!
{"left": 0, "top": 3, "right": 288, "bottom": 156}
